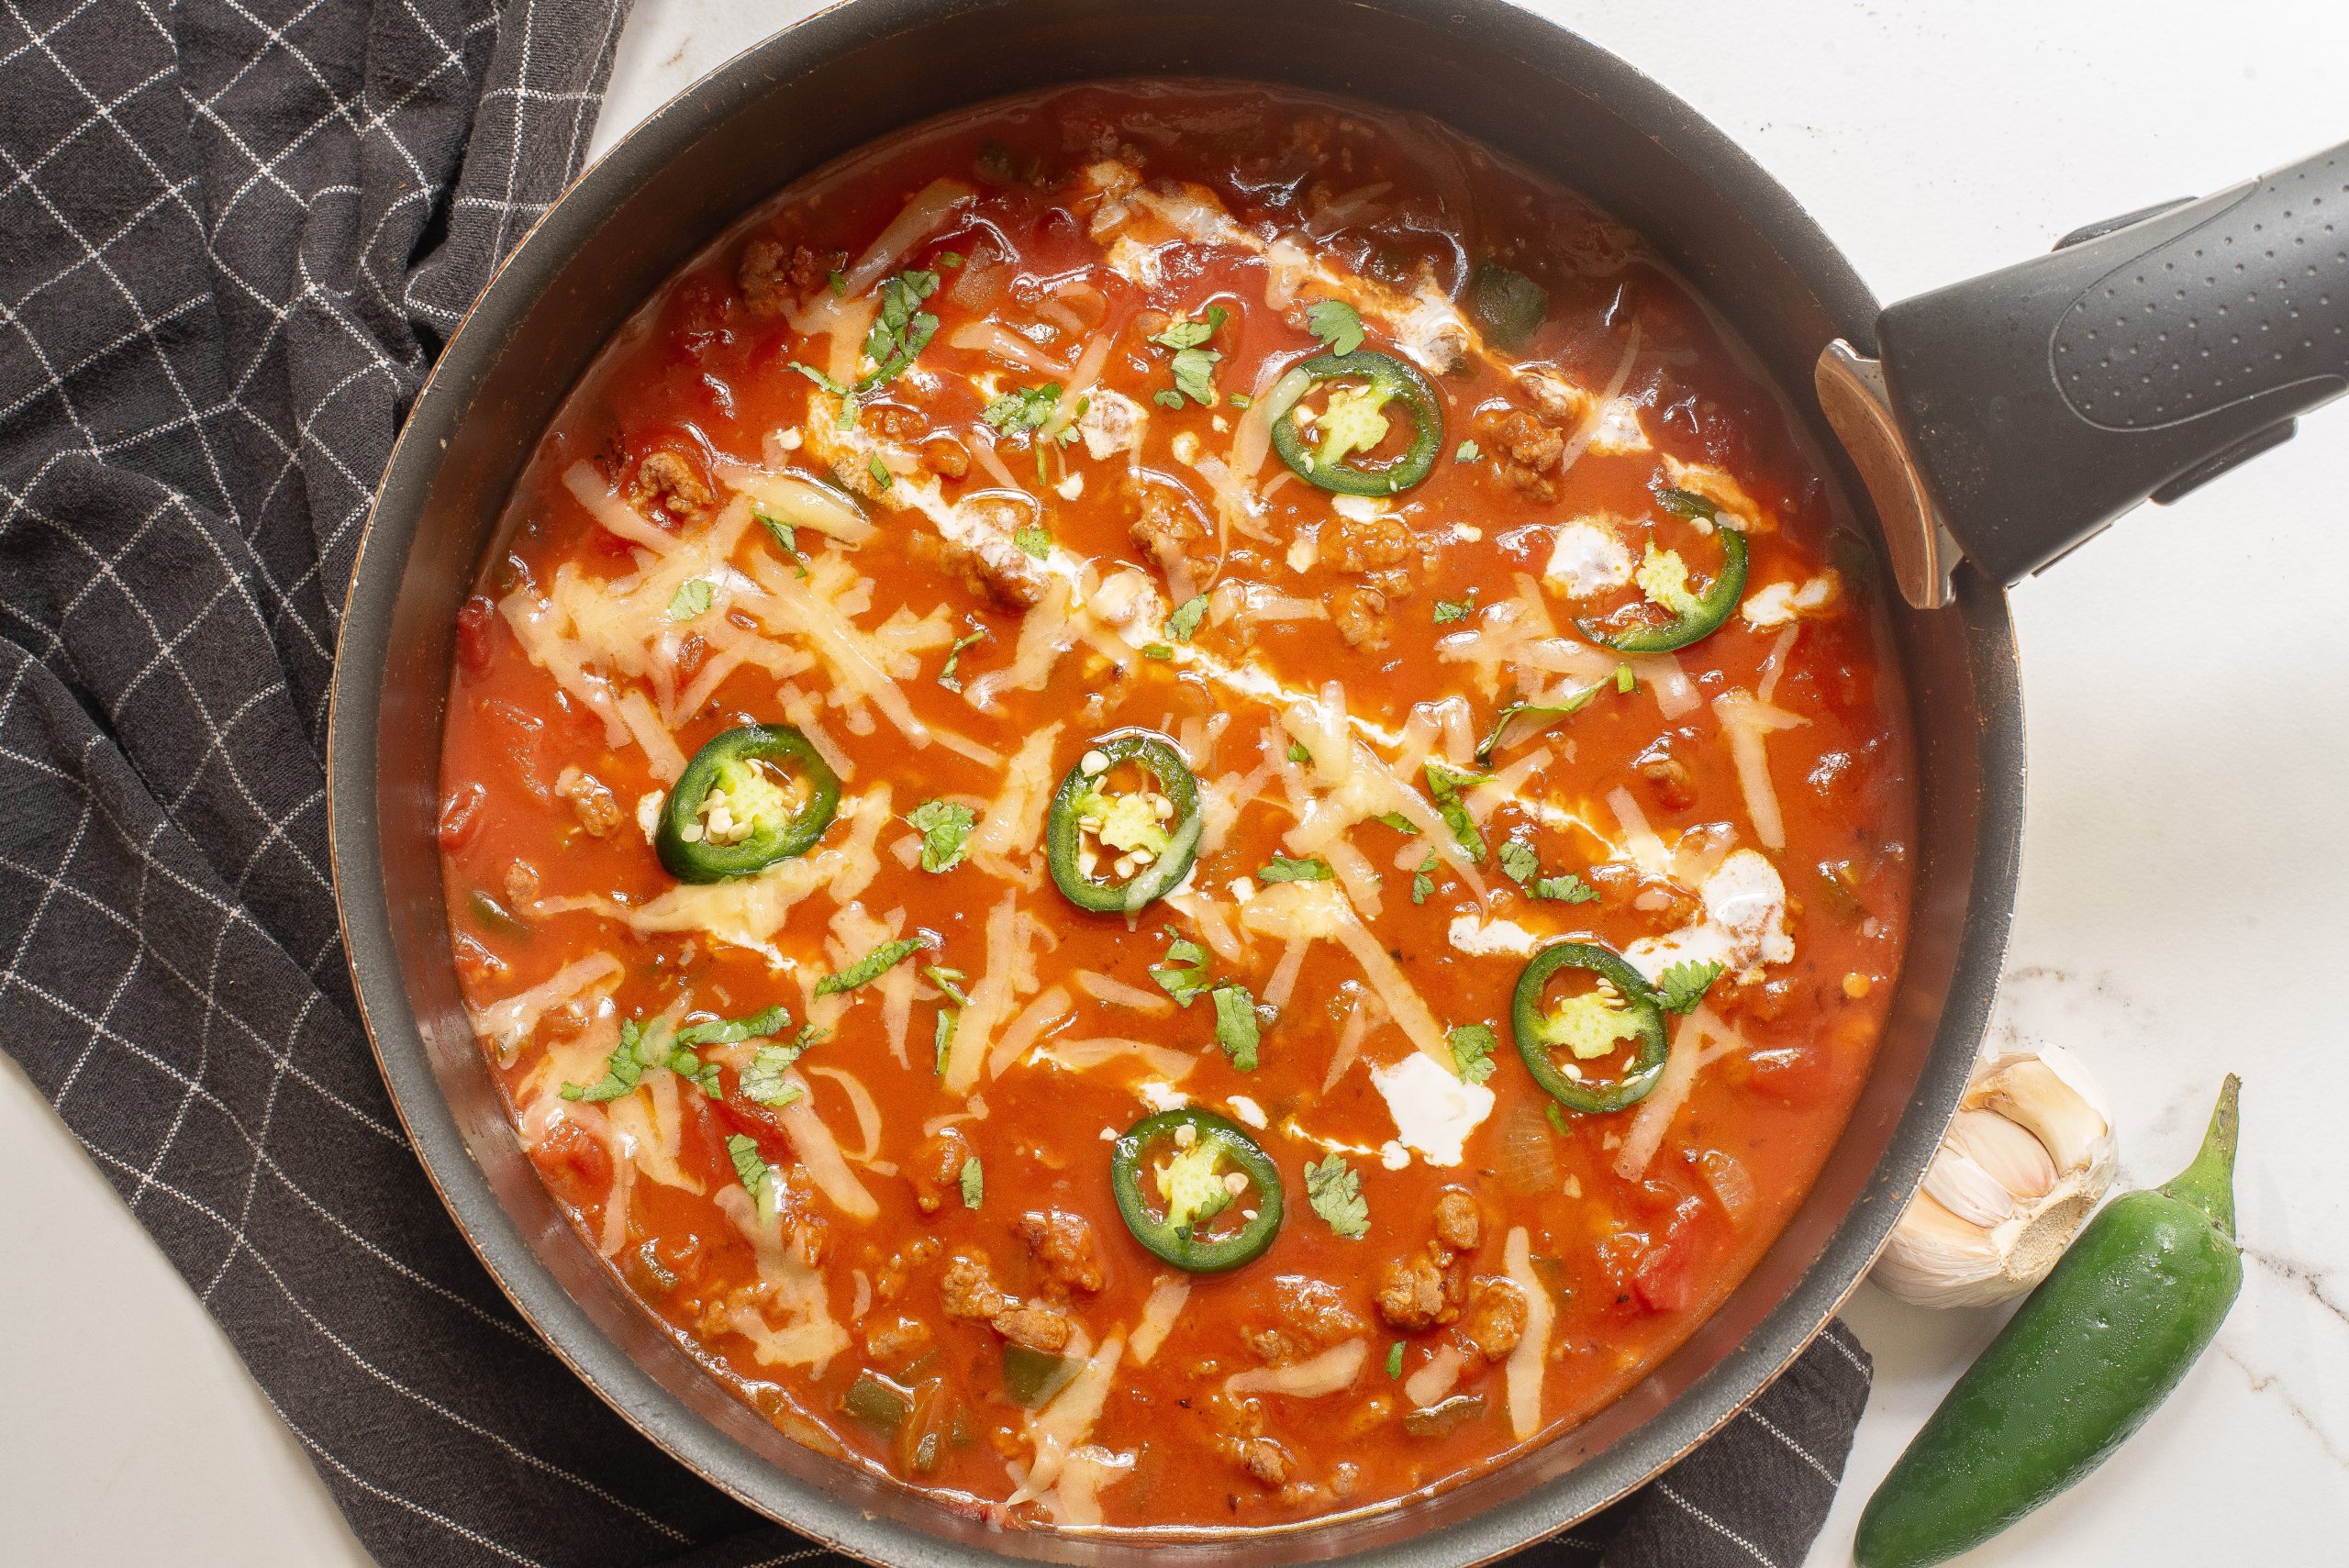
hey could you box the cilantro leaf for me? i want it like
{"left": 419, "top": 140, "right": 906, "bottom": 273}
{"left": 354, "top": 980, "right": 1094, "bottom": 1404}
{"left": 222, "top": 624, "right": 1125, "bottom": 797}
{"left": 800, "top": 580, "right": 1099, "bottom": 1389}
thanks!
{"left": 866, "top": 454, "right": 895, "bottom": 491}
{"left": 752, "top": 505, "right": 810, "bottom": 579}
{"left": 1166, "top": 594, "right": 1208, "bottom": 642}
{"left": 1498, "top": 839, "right": 1541, "bottom": 886}
{"left": 1653, "top": 959, "right": 1725, "bottom": 1014}
{"left": 1211, "top": 983, "right": 1261, "bottom": 1071}
{"left": 560, "top": 1019, "right": 649, "bottom": 1103}
{"left": 937, "top": 628, "right": 984, "bottom": 692}
{"left": 907, "top": 799, "right": 976, "bottom": 873}
{"left": 1152, "top": 388, "right": 1185, "bottom": 411}
{"left": 815, "top": 935, "right": 934, "bottom": 996}
{"left": 674, "top": 1005, "right": 790, "bottom": 1051}
{"left": 726, "top": 1133, "right": 782, "bottom": 1220}
{"left": 1423, "top": 760, "right": 1488, "bottom": 861}
{"left": 1303, "top": 1153, "right": 1369, "bottom": 1239}
{"left": 1149, "top": 935, "right": 1213, "bottom": 1006}
{"left": 982, "top": 381, "right": 1063, "bottom": 437}
{"left": 667, "top": 579, "right": 712, "bottom": 621}
{"left": 1448, "top": 1023, "right": 1498, "bottom": 1084}
{"left": 740, "top": 1028, "right": 819, "bottom": 1107}
{"left": 1152, "top": 306, "right": 1228, "bottom": 406}
{"left": 1260, "top": 854, "right": 1334, "bottom": 884}
{"left": 959, "top": 1154, "right": 984, "bottom": 1209}
{"left": 856, "top": 269, "right": 941, "bottom": 395}
{"left": 1304, "top": 299, "right": 1365, "bottom": 356}
{"left": 1373, "top": 810, "right": 1420, "bottom": 834}
{"left": 923, "top": 964, "right": 970, "bottom": 1007}
{"left": 1410, "top": 851, "right": 1438, "bottom": 906}
{"left": 1432, "top": 590, "right": 1477, "bottom": 624}
{"left": 1013, "top": 523, "right": 1051, "bottom": 559}
{"left": 787, "top": 361, "right": 849, "bottom": 397}
{"left": 1386, "top": 1340, "right": 1406, "bottom": 1378}
{"left": 1476, "top": 684, "right": 1602, "bottom": 764}
{"left": 1455, "top": 439, "right": 1483, "bottom": 462}
{"left": 1286, "top": 740, "right": 1312, "bottom": 765}
{"left": 1531, "top": 872, "right": 1599, "bottom": 904}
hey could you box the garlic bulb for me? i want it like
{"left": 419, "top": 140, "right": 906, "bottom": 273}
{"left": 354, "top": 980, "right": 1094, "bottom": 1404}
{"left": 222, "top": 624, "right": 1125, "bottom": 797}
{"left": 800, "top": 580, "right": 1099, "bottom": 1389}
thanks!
{"left": 1873, "top": 1047, "right": 2118, "bottom": 1308}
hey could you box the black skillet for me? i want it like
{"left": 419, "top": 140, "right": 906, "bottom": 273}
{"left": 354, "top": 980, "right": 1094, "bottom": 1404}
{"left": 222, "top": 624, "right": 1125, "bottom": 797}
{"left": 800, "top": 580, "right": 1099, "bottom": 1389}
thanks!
{"left": 325, "top": 1, "right": 2346, "bottom": 1562}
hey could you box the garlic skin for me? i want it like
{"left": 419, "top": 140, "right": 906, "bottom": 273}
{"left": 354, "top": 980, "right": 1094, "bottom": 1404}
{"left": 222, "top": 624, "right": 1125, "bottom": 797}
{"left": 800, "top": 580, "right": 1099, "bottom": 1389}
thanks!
{"left": 1873, "top": 1048, "right": 2118, "bottom": 1308}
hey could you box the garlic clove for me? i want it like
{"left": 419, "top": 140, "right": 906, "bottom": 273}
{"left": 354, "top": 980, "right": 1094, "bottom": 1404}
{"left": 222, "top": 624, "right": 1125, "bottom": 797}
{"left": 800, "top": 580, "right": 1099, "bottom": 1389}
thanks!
{"left": 1873, "top": 1046, "right": 2119, "bottom": 1309}
{"left": 1945, "top": 1107, "right": 2059, "bottom": 1202}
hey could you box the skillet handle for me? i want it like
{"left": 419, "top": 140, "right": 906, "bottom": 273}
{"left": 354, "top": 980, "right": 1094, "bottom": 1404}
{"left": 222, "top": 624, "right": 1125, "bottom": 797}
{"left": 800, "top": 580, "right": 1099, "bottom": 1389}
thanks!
{"left": 1872, "top": 141, "right": 2349, "bottom": 589}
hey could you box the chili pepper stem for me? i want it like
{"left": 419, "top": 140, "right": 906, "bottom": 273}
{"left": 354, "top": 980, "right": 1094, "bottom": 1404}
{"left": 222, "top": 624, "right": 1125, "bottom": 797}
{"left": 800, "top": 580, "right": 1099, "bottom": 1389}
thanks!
{"left": 2155, "top": 1073, "right": 2241, "bottom": 1243}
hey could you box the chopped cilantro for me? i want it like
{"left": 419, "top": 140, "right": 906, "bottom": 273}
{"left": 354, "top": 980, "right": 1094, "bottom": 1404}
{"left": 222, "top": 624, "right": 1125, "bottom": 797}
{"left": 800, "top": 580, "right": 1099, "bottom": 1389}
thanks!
{"left": 815, "top": 935, "right": 933, "bottom": 996}
{"left": 923, "top": 964, "right": 971, "bottom": 1007}
{"left": 1303, "top": 1152, "right": 1369, "bottom": 1239}
{"left": 826, "top": 268, "right": 847, "bottom": 297}
{"left": 740, "top": 1028, "right": 819, "bottom": 1107}
{"left": 856, "top": 269, "right": 941, "bottom": 395}
{"left": 1531, "top": 871, "right": 1599, "bottom": 904}
{"left": 675, "top": 1005, "right": 790, "bottom": 1051}
{"left": 1013, "top": 523, "right": 1051, "bottom": 558}
{"left": 937, "top": 250, "right": 965, "bottom": 268}
{"left": 1149, "top": 934, "right": 1213, "bottom": 1006}
{"left": 1166, "top": 594, "right": 1208, "bottom": 642}
{"left": 907, "top": 799, "right": 976, "bottom": 873}
{"left": 1476, "top": 684, "right": 1601, "bottom": 763}
{"left": 1455, "top": 439, "right": 1483, "bottom": 462}
{"left": 982, "top": 381, "right": 1063, "bottom": 437}
{"left": 666, "top": 578, "right": 711, "bottom": 621}
{"left": 1386, "top": 1340, "right": 1406, "bottom": 1378}
{"left": 1260, "top": 854, "right": 1334, "bottom": 883}
{"left": 867, "top": 454, "right": 894, "bottom": 491}
{"left": 931, "top": 1007, "right": 957, "bottom": 1074}
{"left": 788, "top": 361, "right": 849, "bottom": 397}
{"left": 1654, "top": 959, "right": 1725, "bottom": 1014}
{"left": 1152, "top": 388, "right": 1185, "bottom": 411}
{"left": 1432, "top": 590, "right": 1478, "bottom": 624}
{"left": 726, "top": 1133, "right": 782, "bottom": 1220}
{"left": 752, "top": 506, "right": 810, "bottom": 579}
{"left": 1448, "top": 1023, "right": 1498, "bottom": 1084}
{"left": 1373, "top": 810, "right": 1419, "bottom": 834}
{"left": 959, "top": 1155, "right": 984, "bottom": 1209}
{"left": 1498, "top": 838, "right": 1541, "bottom": 886}
{"left": 1410, "top": 851, "right": 1438, "bottom": 905}
{"left": 1286, "top": 740, "right": 1311, "bottom": 765}
{"left": 560, "top": 1021, "right": 650, "bottom": 1103}
{"left": 1152, "top": 306, "right": 1228, "bottom": 406}
{"left": 1423, "top": 760, "right": 1488, "bottom": 861}
{"left": 937, "top": 627, "right": 985, "bottom": 692}
{"left": 1211, "top": 983, "right": 1261, "bottom": 1071}
{"left": 1303, "top": 298, "right": 1365, "bottom": 356}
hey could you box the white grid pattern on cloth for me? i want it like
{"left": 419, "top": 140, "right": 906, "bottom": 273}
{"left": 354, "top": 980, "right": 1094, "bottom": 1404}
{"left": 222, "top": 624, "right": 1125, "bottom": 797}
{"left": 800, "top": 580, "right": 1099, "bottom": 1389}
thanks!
{"left": 0, "top": 3, "right": 1873, "bottom": 1563}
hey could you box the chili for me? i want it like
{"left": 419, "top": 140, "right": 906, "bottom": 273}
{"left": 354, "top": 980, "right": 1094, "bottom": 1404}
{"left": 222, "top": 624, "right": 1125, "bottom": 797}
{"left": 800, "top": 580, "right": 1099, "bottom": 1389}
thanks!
{"left": 1575, "top": 486, "right": 1749, "bottom": 654}
{"left": 1045, "top": 729, "right": 1204, "bottom": 913}
{"left": 1264, "top": 349, "right": 1444, "bottom": 496}
{"left": 1109, "top": 1107, "right": 1284, "bottom": 1273}
{"left": 1857, "top": 1077, "right": 2244, "bottom": 1568}
{"left": 1511, "top": 940, "right": 1671, "bottom": 1115}
{"left": 656, "top": 724, "right": 841, "bottom": 883}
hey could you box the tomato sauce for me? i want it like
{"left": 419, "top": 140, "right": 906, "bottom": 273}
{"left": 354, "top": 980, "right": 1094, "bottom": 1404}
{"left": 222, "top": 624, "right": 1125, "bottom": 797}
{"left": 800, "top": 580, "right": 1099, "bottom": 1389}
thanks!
{"left": 439, "top": 81, "right": 1914, "bottom": 1532}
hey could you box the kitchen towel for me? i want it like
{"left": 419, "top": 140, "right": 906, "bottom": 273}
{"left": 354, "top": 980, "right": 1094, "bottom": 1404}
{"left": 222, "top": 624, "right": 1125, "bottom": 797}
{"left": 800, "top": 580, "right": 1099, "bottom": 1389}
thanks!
{"left": 0, "top": 2, "right": 1872, "bottom": 1564}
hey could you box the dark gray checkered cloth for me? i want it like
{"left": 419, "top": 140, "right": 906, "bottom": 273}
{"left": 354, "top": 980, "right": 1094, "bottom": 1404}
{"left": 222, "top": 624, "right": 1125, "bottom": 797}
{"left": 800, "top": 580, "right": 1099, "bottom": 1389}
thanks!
{"left": 0, "top": 2, "right": 1871, "bottom": 1563}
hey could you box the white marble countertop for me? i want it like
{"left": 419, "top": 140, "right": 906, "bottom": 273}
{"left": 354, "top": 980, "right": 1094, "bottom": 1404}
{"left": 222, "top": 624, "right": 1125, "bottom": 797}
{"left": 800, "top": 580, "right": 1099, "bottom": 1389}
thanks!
{"left": 5, "top": 1, "right": 2343, "bottom": 1562}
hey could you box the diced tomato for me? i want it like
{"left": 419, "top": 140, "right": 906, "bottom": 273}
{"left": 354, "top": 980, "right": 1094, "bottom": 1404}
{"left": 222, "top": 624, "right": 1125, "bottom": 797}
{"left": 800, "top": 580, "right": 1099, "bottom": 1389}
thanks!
{"left": 1631, "top": 1230, "right": 1696, "bottom": 1314}
{"left": 532, "top": 1116, "right": 613, "bottom": 1208}
{"left": 454, "top": 594, "right": 497, "bottom": 678}
{"left": 436, "top": 782, "right": 486, "bottom": 853}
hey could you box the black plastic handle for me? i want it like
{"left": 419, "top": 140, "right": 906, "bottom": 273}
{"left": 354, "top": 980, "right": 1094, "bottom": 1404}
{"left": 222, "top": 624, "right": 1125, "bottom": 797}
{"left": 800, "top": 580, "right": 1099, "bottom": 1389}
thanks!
{"left": 1876, "top": 143, "right": 2348, "bottom": 586}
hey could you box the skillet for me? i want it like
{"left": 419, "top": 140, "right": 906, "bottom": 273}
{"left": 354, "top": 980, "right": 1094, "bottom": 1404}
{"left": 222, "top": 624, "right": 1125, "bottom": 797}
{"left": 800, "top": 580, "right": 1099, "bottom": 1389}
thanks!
{"left": 325, "top": 0, "right": 2348, "bottom": 1561}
